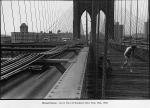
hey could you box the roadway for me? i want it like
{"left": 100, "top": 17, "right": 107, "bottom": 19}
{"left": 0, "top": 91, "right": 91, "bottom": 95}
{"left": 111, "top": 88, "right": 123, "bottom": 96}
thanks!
{"left": 1, "top": 51, "right": 76, "bottom": 99}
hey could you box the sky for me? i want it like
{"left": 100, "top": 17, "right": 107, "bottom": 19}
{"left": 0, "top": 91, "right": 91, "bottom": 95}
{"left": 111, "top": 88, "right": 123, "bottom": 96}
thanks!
{"left": 114, "top": 0, "right": 149, "bottom": 35}
{"left": 1, "top": 0, "right": 149, "bottom": 36}
{"left": 1, "top": 0, "right": 73, "bottom": 36}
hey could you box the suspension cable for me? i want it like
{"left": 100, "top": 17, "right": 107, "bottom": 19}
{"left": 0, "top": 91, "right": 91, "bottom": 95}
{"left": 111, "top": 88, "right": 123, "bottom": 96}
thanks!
{"left": 54, "top": 2, "right": 59, "bottom": 33}
{"left": 120, "top": 2, "right": 144, "bottom": 39}
{"left": 64, "top": 11, "right": 71, "bottom": 32}
{"left": 44, "top": 1, "right": 48, "bottom": 32}
{"left": 49, "top": 1, "right": 52, "bottom": 31}
{"left": 51, "top": 16, "right": 65, "bottom": 32}
{"left": 24, "top": 0, "right": 28, "bottom": 25}
{"left": 17, "top": 0, "right": 21, "bottom": 25}
{"left": 114, "top": 0, "right": 117, "bottom": 41}
{"left": 48, "top": 1, "right": 51, "bottom": 33}
{"left": 46, "top": 15, "right": 62, "bottom": 32}
{"left": 124, "top": 0, "right": 126, "bottom": 45}
{"left": 142, "top": 0, "right": 148, "bottom": 40}
{"left": 114, "top": 0, "right": 116, "bottom": 23}
{"left": 29, "top": 0, "right": 34, "bottom": 32}
{"left": 117, "top": 0, "right": 119, "bottom": 23}
{"left": 1, "top": 3, "right": 7, "bottom": 36}
{"left": 121, "top": 0, "right": 123, "bottom": 43}
{"left": 99, "top": 11, "right": 101, "bottom": 40}
{"left": 46, "top": 1, "right": 51, "bottom": 32}
{"left": 10, "top": 0, "right": 16, "bottom": 33}
{"left": 135, "top": 0, "right": 139, "bottom": 44}
{"left": 121, "top": 0, "right": 122, "bottom": 25}
{"left": 129, "top": 0, "right": 133, "bottom": 45}
{"left": 52, "top": 1, "right": 56, "bottom": 32}
{"left": 34, "top": 0, "right": 38, "bottom": 32}
{"left": 121, "top": 6, "right": 143, "bottom": 34}
{"left": 138, "top": 0, "right": 145, "bottom": 38}
{"left": 41, "top": 1, "right": 45, "bottom": 32}
{"left": 147, "top": 0, "right": 149, "bottom": 49}
{"left": 46, "top": 1, "right": 49, "bottom": 33}
{"left": 38, "top": 0, "right": 41, "bottom": 32}
{"left": 54, "top": 1, "right": 58, "bottom": 33}
{"left": 116, "top": 0, "right": 119, "bottom": 41}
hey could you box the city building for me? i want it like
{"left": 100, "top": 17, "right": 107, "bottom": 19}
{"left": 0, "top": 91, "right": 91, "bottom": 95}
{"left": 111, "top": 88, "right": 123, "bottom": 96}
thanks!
{"left": 144, "top": 21, "right": 149, "bottom": 39}
{"left": 114, "top": 22, "right": 124, "bottom": 43}
{"left": 1, "top": 35, "right": 11, "bottom": 43}
{"left": 11, "top": 23, "right": 73, "bottom": 43}
{"left": 12, "top": 23, "right": 39, "bottom": 43}
{"left": 20, "top": 23, "right": 28, "bottom": 33}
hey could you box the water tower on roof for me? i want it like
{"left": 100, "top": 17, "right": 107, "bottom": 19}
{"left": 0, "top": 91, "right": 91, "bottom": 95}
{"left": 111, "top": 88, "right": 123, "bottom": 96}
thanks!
{"left": 20, "top": 23, "right": 28, "bottom": 33}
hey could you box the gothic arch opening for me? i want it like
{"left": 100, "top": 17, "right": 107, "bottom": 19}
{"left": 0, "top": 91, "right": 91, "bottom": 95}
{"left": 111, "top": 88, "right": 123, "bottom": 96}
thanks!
{"left": 80, "top": 10, "right": 91, "bottom": 44}
{"left": 96, "top": 10, "right": 106, "bottom": 42}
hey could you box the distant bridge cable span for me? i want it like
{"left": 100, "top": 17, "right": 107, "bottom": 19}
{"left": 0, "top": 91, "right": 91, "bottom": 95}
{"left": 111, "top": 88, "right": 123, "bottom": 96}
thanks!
{"left": 34, "top": 0, "right": 38, "bottom": 32}
{"left": 1, "top": 4, "right": 6, "bottom": 37}
{"left": 29, "top": 0, "right": 34, "bottom": 32}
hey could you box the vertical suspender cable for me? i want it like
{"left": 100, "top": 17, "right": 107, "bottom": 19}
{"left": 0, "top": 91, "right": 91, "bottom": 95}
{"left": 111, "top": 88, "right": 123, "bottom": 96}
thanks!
{"left": 11, "top": 0, "right": 16, "bottom": 33}
{"left": 54, "top": 1, "right": 57, "bottom": 33}
{"left": 48, "top": 1, "right": 52, "bottom": 32}
{"left": 64, "top": 11, "right": 70, "bottom": 32}
{"left": 117, "top": 0, "right": 119, "bottom": 42}
{"left": 130, "top": 0, "right": 133, "bottom": 45}
{"left": 46, "top": 1, "right": 52, "bottom": 33}
{"left": 124, "top": 0, "right": 126, "bottom": 45}
{"left": 102, "top": 0, "right": 109, "bottom": 99}
{"left": 114, "top": 0, "right": 116, "bottom": 23}
{"left": 55, "top": 2, "right": 59, "bottom": 33}
{"left": 24, "top": 0, "right": 28, "bottom": 25}
{"left": 135, "top": 0, "right": 139, "bottom": 44}
{"left": 1, "top": 4, "right": 6, "bottom": 36}
{"left": 44, "top": 1, "right": 48, "bottom": 32}
{"left": 52, "top": 1, "right": 55, "bottom": 33}
{"left": 86, "top": 11, "right": 88, "bottom": 44}
{"left": 46, "top": 1, "right": 49, "bottom": 33}
{"left": 49, "top": 1, "right": 53, "bottom": 32}
{"left": 10, "top": 0, "right": 15, "bottom": 57}
{"left": 52, "top": 1, "right": 56, "bottom": 33}
{"left": 121, "top": 0, "right": 123, "bottom": 44}
{"left": 143, "top": 1, "right": 148, "bottom": 42}
{"left": 41, "top": 1, "right": 45, "bottom": 32}
{"left": 117, "top": 0, "right": 119, "bottom": 23}
{"left": 99, "top": 11, "right": 101, "bottom": 41}
{"left": 29, "top": 0, "right": 34, "bottom": 32}
{"left": 95, "top": 4, "right": 99, "bottom": 97}
{"left": 147, "top": 0, "right": 149, "bottom": 50}
{"left": 18, "top": 0, "right": 22, "bottom": 25}
{"left": 146, "top": 0, "right": 149, "bottom": 83}
{"left": 141, "top": 1, "right": 145, "bottom": 40}
{"left": 49, "top": 1, "right": 52, "bottom": 31}
{"left": 50, "top": 1, "right": 54, "bottom": 32}
{"left": 34, "top": 0, "right": 38, "bottom": 33}
{"left": 114, "top": 0, "right": 117, "bottom": 41}
{"left": 38, "top": 0, "right": 41, "bottom": 32}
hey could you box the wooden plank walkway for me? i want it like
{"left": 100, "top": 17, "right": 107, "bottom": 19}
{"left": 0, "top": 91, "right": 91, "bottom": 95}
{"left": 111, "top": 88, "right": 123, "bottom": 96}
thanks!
{"left": 97, "top": 42, "right": 149, "bottom": 99}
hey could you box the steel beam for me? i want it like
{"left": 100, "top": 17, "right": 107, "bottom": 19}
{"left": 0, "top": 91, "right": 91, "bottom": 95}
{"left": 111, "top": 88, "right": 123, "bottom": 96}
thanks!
{"left": 45, "top": 47, "right": 89, "bottom": 99}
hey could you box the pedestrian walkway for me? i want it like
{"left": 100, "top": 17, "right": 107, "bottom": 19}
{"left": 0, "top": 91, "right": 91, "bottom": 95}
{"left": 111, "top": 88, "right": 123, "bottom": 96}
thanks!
{"left": 97, "top": 42, "right": 149, "bottom": 99}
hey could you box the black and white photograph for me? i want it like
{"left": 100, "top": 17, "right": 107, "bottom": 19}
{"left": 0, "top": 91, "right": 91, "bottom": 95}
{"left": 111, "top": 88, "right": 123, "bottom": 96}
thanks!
{"left": 0, "top": 0, "right": 149, "bottom": 107}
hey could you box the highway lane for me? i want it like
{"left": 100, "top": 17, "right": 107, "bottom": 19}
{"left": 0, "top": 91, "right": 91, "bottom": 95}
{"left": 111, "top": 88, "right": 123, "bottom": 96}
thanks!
{"left": 1, "top": 51, "right": 76, "bottom": 99}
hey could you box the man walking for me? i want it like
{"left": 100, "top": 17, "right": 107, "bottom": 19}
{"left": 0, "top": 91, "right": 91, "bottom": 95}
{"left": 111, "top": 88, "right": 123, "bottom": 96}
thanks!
{"left": 121, "top": 45, "right": 137, "bottom": 72}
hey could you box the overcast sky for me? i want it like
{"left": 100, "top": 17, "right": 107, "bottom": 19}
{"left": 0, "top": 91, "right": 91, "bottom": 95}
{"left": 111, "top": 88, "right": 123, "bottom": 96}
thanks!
{"left": 1, "top": 0, "right": 149, "bottom": 36}
{"left": 1, "top": 0, "right": 73, "bottom": 36}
